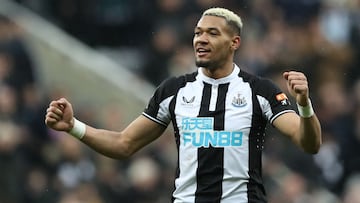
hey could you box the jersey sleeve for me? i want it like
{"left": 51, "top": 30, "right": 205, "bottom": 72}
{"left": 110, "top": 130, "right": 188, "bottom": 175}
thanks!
{"left": 142, "top": 77, "right": 177, "bottom": 127}
{"left": 256, "top": 78, "right": 295, "bottom": 124}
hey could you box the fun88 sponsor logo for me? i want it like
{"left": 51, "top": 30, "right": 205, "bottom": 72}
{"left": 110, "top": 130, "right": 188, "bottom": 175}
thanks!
{"left": 181, "top": 117, "right": 243, "bottom": 147}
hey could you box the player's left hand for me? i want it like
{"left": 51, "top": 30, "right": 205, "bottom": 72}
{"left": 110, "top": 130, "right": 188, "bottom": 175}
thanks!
{"left": 283, "top": 71, "right": 309, "bottom": 106}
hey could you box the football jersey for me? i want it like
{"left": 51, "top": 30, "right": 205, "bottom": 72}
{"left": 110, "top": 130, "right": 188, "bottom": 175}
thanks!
{"left": 143, "top": 64, "right": 295, "bottom": 203}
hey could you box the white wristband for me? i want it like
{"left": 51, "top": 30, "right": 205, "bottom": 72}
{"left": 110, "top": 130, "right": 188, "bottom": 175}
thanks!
{"left": 69, "top": 118, "right": 86, "bottom": 139}
{"left": 297, "top": 99, "right": 314, "bottom": 118}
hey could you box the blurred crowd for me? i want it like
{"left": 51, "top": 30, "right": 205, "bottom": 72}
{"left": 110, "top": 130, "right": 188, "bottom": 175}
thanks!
{"left": 0, "top": 0, "right": 359, "bottom": 202}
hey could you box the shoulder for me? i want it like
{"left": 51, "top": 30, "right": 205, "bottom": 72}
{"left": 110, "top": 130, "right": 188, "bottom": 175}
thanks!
{"left": 238, "top": 70, "right": 279, "bottom": 93}
{"left": 152, "top": 71, "right": 198, "bottom": 101}
{"left": 164, "top": 71, "right": 198, "bottom": 86}
{"left": 157, "top": 71, "right": 198, "bottom": 93}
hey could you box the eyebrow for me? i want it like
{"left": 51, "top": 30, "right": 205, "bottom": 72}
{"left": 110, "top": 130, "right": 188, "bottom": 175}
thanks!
{"left": 194, "top": 27, "right": 220, "bottom": 32}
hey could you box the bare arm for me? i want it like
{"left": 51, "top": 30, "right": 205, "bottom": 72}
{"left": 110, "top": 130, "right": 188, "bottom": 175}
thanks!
{"left": 273, "top": 112, "right": 321, "bottom": 154}
{"left": 83, "top": 115, "right": 166, "bottom": 159}
{"left": 45, "top": 98, "right": 166, "bottom": 159}
{"left": 273, "top": 71, "right": 322, "bottom": 154}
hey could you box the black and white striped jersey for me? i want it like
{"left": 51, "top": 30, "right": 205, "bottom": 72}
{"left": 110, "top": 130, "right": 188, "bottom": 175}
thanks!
{"left": 143, "top": 64, "right": 295, "bottom": 203}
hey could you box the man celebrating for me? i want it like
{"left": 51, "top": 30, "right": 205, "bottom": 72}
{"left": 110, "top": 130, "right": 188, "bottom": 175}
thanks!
{"left": 45, "top": 7, "right": 321, "bottom": 203}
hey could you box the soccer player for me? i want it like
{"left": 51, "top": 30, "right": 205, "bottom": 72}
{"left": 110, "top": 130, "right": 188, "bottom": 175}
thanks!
{"left": 45, "top": 7, "right": 321, "bottom": 203}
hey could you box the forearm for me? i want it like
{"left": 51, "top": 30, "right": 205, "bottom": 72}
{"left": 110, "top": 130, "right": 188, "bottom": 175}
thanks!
{"left": 74, "top": 125, "right": 132, "bottom": 160}
{"left": 298, "top": 115, "right": 322, "bottom": 154}
{"left": 67, "top": 115, "right": 165, "bottom": 159}
{"left": 46, "top": 99, "right": 162, "bottom": 159}
{"left": 281, "top": 71, "right": 322, "bottom": 153}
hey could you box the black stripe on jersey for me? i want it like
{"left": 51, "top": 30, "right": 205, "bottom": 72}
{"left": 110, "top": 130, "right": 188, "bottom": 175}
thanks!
{"left": 248, "top": 91, "right": 267, "bottom": 202}
{"left": 195, "top": 82, "right": 229, "bottom": 203}
{"left": 240, "top": 71, "right": 268, "bottom": 203}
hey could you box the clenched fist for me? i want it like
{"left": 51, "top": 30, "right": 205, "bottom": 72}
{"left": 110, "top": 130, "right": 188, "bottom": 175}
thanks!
{"left": 283, "top": 71, "right": 309, "bottom": 106}
{"left": 45, "top": 98, "right": 74, "bottom": 132}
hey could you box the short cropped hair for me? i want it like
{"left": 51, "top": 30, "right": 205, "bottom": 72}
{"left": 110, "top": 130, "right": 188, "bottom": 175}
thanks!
{"left": 202, "top": 7, "right": 243, "bottom": 36}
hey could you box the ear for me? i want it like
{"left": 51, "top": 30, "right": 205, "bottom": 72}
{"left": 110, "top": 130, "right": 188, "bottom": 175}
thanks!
{"left": 231, "top": 36, "right": 241, "bottom": 51}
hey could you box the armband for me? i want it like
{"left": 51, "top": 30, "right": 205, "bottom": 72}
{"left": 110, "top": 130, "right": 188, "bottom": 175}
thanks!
{"left": 297, "top": 99, "right": 314, "bottom": 118}
{"left": 69, "top": 118, "right": 86, "bottom": 139}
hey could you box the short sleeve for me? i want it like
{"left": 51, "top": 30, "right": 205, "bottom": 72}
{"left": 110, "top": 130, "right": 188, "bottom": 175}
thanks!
{"left": 143, "top": 76, "right": 184, "bottom": 127}
{"left": 255, "top": 79, "right": 295, "bottom": 124}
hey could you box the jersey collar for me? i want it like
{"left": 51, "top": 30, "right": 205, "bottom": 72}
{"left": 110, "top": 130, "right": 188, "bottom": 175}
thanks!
{"left": 197, "top": 64, "right": 240, "bottom": 85}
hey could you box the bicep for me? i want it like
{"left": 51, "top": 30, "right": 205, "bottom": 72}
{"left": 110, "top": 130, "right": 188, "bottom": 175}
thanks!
{"left": 121, "top": 115, "right": 167, "bottom": 155}
{"left": 272, "top": 112, "right": 300, "bottom": 143}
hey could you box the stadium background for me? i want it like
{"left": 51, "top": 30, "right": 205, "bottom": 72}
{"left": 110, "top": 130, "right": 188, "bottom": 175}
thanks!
{"left": 0, "top": 0, "right": 359, "bottom": 202}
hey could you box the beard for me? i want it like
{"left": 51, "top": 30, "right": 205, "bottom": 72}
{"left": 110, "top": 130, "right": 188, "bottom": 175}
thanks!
{"left": 195, "top": 59, "right": 216, "bottom": 70}
{"left": 195, "top": 59, "right": 209, "bottom": 67}
{"left": 195, "top": 58, "right": 223, "bottom": 71}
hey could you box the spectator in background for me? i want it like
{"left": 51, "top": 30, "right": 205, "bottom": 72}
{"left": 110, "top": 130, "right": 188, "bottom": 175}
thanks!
{"left": 0, "top": 14, "right": 55, "bottom": 203}
{"left": 141, "top": 23, "right": 179, "bottom": 85}
{"left": 0, "top": 15, "right": 35, "bottom": 92}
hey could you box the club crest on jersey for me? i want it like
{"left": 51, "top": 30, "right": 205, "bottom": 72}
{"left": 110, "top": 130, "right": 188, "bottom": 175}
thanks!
{"left": 232, "top": 93, "right": 247, "bottom": 107}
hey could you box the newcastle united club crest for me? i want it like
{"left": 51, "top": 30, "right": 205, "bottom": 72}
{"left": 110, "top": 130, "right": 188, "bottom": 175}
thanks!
{"left": 232, "top": 92, "right": 247, "bottom": 107}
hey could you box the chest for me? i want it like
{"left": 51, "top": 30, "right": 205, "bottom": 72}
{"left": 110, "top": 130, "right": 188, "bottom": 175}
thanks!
{"left": 173, "top": 81, "right": 254, "bottom": 132}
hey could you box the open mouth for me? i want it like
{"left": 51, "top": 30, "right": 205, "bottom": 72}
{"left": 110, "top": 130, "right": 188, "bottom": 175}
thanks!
{"left": 196, "top": 48, "right": 210, "bottom": 57}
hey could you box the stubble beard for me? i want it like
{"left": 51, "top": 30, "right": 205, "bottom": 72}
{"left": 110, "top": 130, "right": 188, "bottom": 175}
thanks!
{"left": 195, "top": 59, "right": 217, "bottom": 71}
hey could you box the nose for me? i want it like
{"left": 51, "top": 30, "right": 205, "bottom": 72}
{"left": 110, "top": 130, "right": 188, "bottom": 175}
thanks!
{"left": 194, "top": 33, "right": 209, "bottom": 45}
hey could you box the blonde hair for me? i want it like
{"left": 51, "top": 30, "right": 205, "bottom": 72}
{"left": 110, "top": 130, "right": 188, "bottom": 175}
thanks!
{"left": 202, "top": 7, "right": 243, "bottom": 35}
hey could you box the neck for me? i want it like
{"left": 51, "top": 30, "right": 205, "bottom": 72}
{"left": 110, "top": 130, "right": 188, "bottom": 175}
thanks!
{"left": 201, "top": 61, "right": 234, "bottom": 79}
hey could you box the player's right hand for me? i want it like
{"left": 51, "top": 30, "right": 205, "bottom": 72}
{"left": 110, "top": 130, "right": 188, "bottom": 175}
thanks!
{"left": 45, "top": 98, "right": 74, "bottom": 132}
